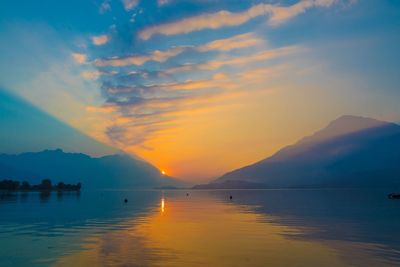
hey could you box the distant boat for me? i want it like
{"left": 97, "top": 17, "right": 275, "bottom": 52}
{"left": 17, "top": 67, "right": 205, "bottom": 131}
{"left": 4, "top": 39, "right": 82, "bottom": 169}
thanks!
{"left": 388, "top": 193, "right": 400, "bottom": 199}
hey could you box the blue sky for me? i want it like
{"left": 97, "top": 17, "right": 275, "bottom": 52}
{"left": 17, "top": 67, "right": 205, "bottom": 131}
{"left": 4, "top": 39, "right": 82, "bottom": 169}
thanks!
{"left": 0, "top": 0, "right": 399, "bottom": 180}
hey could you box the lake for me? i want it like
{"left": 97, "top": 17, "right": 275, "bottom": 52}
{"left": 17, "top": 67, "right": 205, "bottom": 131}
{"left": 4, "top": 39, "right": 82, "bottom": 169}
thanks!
{"left": 1, "top": 189, "right": 400, "bottom": 266}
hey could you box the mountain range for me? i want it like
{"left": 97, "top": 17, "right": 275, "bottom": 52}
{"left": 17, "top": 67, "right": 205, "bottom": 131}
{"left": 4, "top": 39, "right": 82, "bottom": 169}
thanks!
{"left": 0, "top": 149, "right": 183, "bottom": 189}
{"left": 196, "top": 115, "right": 400, "bottom": 189}
{"left": 0, "top": 89, "right": 184, "bottom": 189}
{"left": 2, "top": 88, "right": 400, "bottom": 190}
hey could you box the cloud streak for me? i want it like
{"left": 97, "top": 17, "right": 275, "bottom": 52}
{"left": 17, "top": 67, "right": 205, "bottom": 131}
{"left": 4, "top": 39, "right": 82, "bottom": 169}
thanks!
{"left": 138, "top": 0, "right": 336, "bottom": 40}
{"left": 92, "top": 34, "right": 110, "bottom": 45}
{"left": 71, "top": 53, "right": 87, "bottom": 64}
{"left": 195, "top": 33, "right": 263, "bottom": 52}
{"left": 94, "top": 32, "right": 263, "bottom": 67}
{"left": 82, "top": 0, "right": 339, "bottom": 153}
{"left": 99, "top": 1, "right": 111, "bottom": 14}
{"left": 95, "top": 61, "right": 293, "bottom": 149}
{"left": 122, "top": 0, "right": 139, "bottom": 11}
{"left": 165, "top": 45, "right": 301, "bottom": 74}
{"left": 94, "top": 46, "right": 187, "bottom": 67}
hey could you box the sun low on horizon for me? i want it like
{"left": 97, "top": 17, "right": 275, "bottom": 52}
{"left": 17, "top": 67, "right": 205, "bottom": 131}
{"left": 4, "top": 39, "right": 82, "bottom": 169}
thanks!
{"left": 2, "top": 1, "right": 400, "bottom": 267}
{"left": 1, "top": 0, "right": 400, "bottom": 182}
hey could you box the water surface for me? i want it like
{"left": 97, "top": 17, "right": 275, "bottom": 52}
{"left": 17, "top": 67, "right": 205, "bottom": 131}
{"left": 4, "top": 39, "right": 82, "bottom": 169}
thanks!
{"left": 1, "top": 189, "right": 399, "bottom": 266}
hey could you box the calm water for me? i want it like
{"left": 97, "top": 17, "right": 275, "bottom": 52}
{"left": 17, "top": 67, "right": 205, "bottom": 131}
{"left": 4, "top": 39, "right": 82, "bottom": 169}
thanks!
{"left": 1, "top": 189, "right": 400, "bottom": 266}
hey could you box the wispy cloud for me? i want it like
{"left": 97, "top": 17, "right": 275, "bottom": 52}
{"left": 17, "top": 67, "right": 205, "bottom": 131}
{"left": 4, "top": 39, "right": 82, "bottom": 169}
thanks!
{"left": 122, "top": 0, "right": 139, "bottom": 11}
{"left": 72, "top": 0, "right": 347, "bottom": 155}
{"left": 71, "top": 53, "right": 87, "bottom": 64}
{"left": 81, "top": 70, "right": 101, "bottom": 80}
{"left": 165, "top": 45, "right": 301, "bottom": 74}
{"left": 268, "top": 0, "right": 335, "bottom": 25}
{"left": 88, "top": 27, "right": 301, "bottom": 150}
{"left": 91, "top": 34, "right": 109, "bottom": 45}
{"left": 94, "top": 46, "right": 186, "bottom": 67}
{"left": 138, "top": 0, "right": 336, "bottom": 40}
{"left": 158, "top": 0, "right": 169, "bottom": 6}
{"left": 197, "top": 45, "right": 301, "bottom": 70}
{"left": 196, "top": 33, "right": 263, "bottom": 52}
{"left": 94, "top": 61, "right": 293, "bottom": 150}
{"left": 99, "top": 0, "right": 111, "bottom": 14}
{"left": 94, "top": 32, "right": 263, "bottom": 67}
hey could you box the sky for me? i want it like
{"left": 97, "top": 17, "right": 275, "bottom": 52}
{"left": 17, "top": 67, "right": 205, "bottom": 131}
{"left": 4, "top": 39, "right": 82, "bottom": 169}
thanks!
{"left": 0, "top": 0, "right": 399, "bottom": 181}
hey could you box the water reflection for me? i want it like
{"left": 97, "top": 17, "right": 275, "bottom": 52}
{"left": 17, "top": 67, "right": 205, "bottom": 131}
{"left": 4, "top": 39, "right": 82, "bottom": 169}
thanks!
{"left": 161, "top": 191, "right": 165, "bottom": 213}
{"left": 39, "top": 191, "right": 51, "bottom": 203}
{"left": 0, "top": 189, "right": 399, "bottom": 267}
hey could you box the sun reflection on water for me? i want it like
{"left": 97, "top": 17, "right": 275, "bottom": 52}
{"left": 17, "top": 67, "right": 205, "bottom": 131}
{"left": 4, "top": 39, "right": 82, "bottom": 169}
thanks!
{"left": 161, "top": 191, "right": 165, "bottom": 213}
{"left": 49, "top": 191, "right": 399, "bottom": 267}
{"left": 161, "top": 198, "right": 165, "bottom": 213}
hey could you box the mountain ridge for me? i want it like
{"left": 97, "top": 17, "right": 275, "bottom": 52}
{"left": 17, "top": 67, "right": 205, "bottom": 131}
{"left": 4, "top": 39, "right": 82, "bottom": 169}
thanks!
{"left": 0, "top": 149, "right": 185, "bottom": 189}
{"left": 202, "top": 115, "right": 400, "bottom": 188}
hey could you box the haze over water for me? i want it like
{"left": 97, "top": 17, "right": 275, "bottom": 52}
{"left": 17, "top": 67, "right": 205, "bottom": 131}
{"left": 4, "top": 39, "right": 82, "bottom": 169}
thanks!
{"left": 1, "top": 189, "right": 399, "bottom": 267}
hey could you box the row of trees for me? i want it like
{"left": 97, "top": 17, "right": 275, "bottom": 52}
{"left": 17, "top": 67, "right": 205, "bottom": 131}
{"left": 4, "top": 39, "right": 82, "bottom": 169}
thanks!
{"left": 0, "top": 179, "right": 81, "bottom": 191}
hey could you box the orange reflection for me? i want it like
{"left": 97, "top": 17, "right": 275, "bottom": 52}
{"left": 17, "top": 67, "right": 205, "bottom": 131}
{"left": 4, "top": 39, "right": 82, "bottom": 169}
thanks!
{"left": 54, "top": 194, "right": 389, "bottom": 267}
{"left": 161, "top": 198, "right": 165, "bottom": 213}
{"left": 161, "top": 191, "right": 165, "bottom": 213}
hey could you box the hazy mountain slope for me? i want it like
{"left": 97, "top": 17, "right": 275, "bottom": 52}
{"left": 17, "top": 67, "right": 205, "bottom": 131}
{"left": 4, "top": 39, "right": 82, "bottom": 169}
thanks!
{"left": 0, "top": 149, "right": 183, "bottom": 189}
{"left": 214, "top": 116, "right": 400, "bottom": 188}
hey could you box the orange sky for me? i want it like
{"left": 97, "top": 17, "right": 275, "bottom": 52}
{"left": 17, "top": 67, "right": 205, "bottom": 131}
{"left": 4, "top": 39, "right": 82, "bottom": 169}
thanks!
{"left": 2, "top": 1, "right": 400, "bottom": 182}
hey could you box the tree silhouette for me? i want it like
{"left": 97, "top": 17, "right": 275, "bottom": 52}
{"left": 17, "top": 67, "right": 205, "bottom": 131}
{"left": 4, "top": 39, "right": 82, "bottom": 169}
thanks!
{"left": 56, "top": 182, "right": 65, "bottom": 190}
{"left": 0, "top": 179, "right": 81, "bottom": 191}
{"left": 39, "top": 179, "right": 52, "bottom": 190}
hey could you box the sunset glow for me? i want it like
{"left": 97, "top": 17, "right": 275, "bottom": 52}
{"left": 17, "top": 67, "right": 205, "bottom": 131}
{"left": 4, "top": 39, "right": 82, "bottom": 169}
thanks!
{"left": 1, "top": 1, "right": 400, "bottom": 266}
{"left": 1, "top": 1, "right": 399, "bottom": 182}
{"left": 161, "top": 198, "right": 165, "bottom": 213}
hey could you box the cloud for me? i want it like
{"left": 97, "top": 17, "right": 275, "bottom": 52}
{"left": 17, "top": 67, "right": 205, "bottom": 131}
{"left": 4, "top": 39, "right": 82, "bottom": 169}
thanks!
{"left": 99, "top": 1, "right": 111, "bottom": 14}
{"left": 158, "top": 0, "right": 169, "bottom": 6}
{"left": 91, "top": 34, "right": 110, "bottom": 46}
{"left": 196, "top": 32, "right": 263, "bottom": 52}
{"left": 94, "top": 32, "right": 262, "bottom": 67}
{"left": 71, "top": 53, "right": 87, "bottom": 64}
{"left": 200, "top": 45, "right": 301, "bottom": 70}
{"left": 96, "top": 76, "right": 228, "bottom": 148}
{"left": 165, "top": 45, "right": 301, "bottom": 74}
{"left": 138, "top": 0, "right": 337, "bottom": 40}
{"left": 86, "top": 105, "right": 117, "bottom": 113}
{"left": 81, "top": 70, "right": 101, "bottom": 80}
{"left": 268, "top": 0, "right": 335, "bottom": 25}
{"left": 94, "top": 46, "right": 186, "bottom": 67}
{"left": 122, "top": 0, "right": 139, "bottom": 11}
{"left": 80, "top": 2, "right": 326, "bottom": 151}
{"left": 95, "top": 61, "right": 292, "bottom": 150}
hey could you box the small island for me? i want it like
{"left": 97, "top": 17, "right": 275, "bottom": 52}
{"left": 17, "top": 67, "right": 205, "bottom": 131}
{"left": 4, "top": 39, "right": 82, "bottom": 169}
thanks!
{"left": 0, "top": 179, "right": 81, "bottom": 192}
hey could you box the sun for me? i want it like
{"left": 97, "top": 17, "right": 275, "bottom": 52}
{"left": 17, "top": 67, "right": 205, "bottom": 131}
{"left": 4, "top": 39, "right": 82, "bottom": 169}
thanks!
{"left": 161, "top": 170, "right": 166, "bottom": 175}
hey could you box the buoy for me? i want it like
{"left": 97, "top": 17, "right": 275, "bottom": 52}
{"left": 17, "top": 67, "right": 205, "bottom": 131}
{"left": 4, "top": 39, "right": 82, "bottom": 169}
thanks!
{"left": 124, "top": 198, "right": 128, "bottom": 203}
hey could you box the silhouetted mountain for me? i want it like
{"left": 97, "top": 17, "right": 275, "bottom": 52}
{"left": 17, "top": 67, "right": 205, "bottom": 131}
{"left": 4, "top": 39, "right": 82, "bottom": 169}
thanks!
{"left": 208, "top": 115, "right": 400, "bottom": 188}
{"left": 0, "top": 149, "right": 184, "bottom": 189}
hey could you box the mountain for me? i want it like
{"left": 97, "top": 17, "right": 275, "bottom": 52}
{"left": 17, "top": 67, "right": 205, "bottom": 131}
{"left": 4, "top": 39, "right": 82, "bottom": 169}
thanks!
{"left": 0, "top": 89, "right": 186, "bottom": 189}
{"left": 0, "top": 149, "right": 184, "bottom": 189}
{"left": 205, "top": 115, "right": 400, "bottom": 188}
